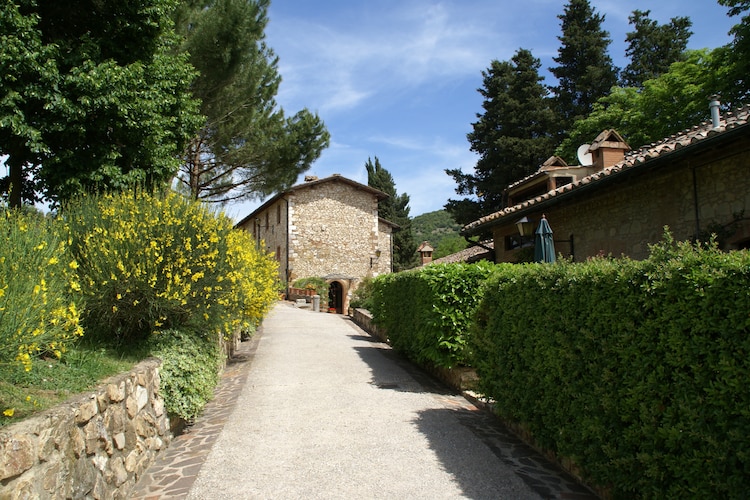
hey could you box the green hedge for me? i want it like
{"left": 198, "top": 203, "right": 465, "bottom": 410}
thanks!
{"left": 370, "top": 261, "right": 498, "bottom": 368}
{"left": 470, "top": 235, "right": 750, "bottom": 498}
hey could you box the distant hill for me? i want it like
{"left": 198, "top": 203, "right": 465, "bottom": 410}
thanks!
{"left": 411, "top": 210, "right": 469, "bottom": 259}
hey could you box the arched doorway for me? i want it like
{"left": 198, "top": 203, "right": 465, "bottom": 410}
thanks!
{"left": 328, "top": 281, "right": 344, "bottom": 314}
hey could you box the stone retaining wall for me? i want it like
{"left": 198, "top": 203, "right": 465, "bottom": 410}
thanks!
{"left": 350, "top": 308, "right": 388, "bottom": 343}
{"left": 0, "top": 358, "right": 170, "bottom": 499}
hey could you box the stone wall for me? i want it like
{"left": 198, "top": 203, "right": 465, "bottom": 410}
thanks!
{"left": 350, "top": 308, "right": 388, "bottom": 343}
{"left": 0, "top": 358, "right": 170, "bottom": 499}
{"left": 289, "top": 181, "right": 386, "bottom": 280}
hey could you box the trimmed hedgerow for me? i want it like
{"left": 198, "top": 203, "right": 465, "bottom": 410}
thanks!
{"left": 370, "top": 261, "right": 499, "bottom": 368}
{"left": 470, "top": 233, "right": 750, "bottom": 498}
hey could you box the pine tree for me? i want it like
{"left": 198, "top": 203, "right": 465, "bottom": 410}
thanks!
{"left": 550, "top": 0, "right": 618, "bottom": 137}
{"left": 173, "top": 0, "right": 329, "bottom": 204}
{"left": 621, "top": 10, "right": 692, "bottom": 88}
{"left": 365, "top": 157, "right": 418, "bottom": 271}
{"left": 445, "top": 49, "right": 557, "bottom": 226}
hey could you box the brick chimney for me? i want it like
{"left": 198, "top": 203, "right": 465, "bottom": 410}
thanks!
{"left": 417, "top": 241, "right": 434, "bottom": 265}
{"left": 588, "top": 129, "right": 630, "bottom": 170}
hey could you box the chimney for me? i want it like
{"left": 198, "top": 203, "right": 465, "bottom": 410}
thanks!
{"left": 417, "top": 241, "right": 434, "bottom": 265}
{"left": 304, "top": 175, "right": 318, "bottom": 182}
{"left": 709, "top": 95, "right": 721, "bottom": 129}
{"left": 588, "top": 129, "right": 630, "bottom": 170}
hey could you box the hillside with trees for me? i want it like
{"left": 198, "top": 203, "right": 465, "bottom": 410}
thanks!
{"left": 412, "top": 210, "right": 469, "bottom": 259}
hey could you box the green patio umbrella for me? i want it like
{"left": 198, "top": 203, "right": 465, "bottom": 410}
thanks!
{"left": 534, "top": 215, "right": 556, "bottom": 263}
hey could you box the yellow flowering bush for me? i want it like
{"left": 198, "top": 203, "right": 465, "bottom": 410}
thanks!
{"left": 224, "top": 229, "right": 279, "bottom": 335}
{"left": 65, "top": 191, "right": 278, "bottom": 343}
{"left": 0, "top": 210, "right": 83, "bottom": 371}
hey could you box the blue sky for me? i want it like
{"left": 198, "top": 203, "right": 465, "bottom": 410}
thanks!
{"left": 226, "top": 1, "right": 738, "bottom": 220}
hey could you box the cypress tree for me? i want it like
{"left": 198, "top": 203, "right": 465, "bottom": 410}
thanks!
{"left": 365, "top": 157, "right": 418, "bottom": 271}
{"left": 622, "top": 10, "right": 692, "bottom": 88}
{"left": 549, "top": 0, "right": 618, "bottom": 137}
{"left": 446, "top": 49, "right": 557, "bottom": 226}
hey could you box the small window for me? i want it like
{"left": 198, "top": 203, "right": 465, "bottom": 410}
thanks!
{"left": 265, "top": 212, "right": 269, "bottom": 229}
{"left": 276, "top": 246, "right": 281, "bottom": 260}
{"left": 505, "top": 235, "right": 522, "bottom": 250}
{"left": 554, "top": 176, "right": 574, "bottom": 188}
{"left": 277, "top": 204, "right": 281, "bottom": 224}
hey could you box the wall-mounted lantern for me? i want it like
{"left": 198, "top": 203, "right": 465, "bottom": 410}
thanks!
{"left": 370, "top": 249, "right": 381, "bottom": 268}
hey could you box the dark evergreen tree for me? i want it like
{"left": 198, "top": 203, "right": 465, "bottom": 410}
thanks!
{"left": 445, "top": 49, "right": 558, "bottom": 226}
{"left": 365, "top": 157, "right": 418, "bottom": 271}
{"left": 549, "top": 0, "right": 618, "bottom": 137}
{"left": 621, "top": 10, "right": 692, "bottom": 88}
{"left": 173, "top": 0, "right": 330, "bottom": 204}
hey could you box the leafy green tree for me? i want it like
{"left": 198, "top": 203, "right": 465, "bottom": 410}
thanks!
{"left": 0, "top": 0, "right": 201, "bottom": 208}
{"left": 621, "top": 10, "right": 692, "bottom": 88}
{"left": 557, "top": 49, "right": 718, "bottom": 161}
{"left": 715, "top": 0, "right": 750, "bottom": 105}
{"left": 446, "top": 49, "right": 558, "bottom": 226}
{"left": 173, "top": 0, "right": 329, "bottom": 204}
{"left": 550, "top": 0, "right": 618, "bottom": 137}
{"left": 365, "top": 157, "right": 418, "bottom": 271}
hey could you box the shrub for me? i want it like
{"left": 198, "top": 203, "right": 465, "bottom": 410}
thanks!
{"left": 225, "top": 228, "right": 279, "bottom": 333}
{"left": 64, "top": 191, "right": 278, "bottom": 344}
{"left": 470, "top": 233, "right": 750, "bottom": 498}
{"left": 147, "top": 329, "right": 221, "bottom": 422}
{"left": 370, "top": 261, "right": 498, "bottom": 368}
{"left": 0, "top": 210, "right": 82, "bottom": 371}
{"left": 349, "top": 276, "right": 375, "bottom": 310}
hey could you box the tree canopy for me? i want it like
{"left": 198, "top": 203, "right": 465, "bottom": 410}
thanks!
{"left": 549, "top": 0, "right": 618, "bottom": 137}
{"left": 173, "top": 0, "right": 330, "bottom": 204}
{"left": 446, "top": 0, "right": 749, "bottom": 228}
{"left": 445, "top": 49, "right": 557, "bottom": 226}
{"left": 365, "top": 157, "right": 418, "bottom": 271}
{"left": 557, "top": 49, "right": 720, "bottom": 161}
{"left": 621, "top": 10, "right": 692, "bottom": 88}
{"left": 0, "top": 0, "right": 201, "bottom": 208}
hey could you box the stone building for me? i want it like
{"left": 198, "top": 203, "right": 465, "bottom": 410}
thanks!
{"left": 462, "top": 103, "right": 750, "bottom": 262}
{"left": 235, "top": 174, "right": 396, "bottom": 313}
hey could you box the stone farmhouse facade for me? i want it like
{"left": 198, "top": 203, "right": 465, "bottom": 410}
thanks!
{"left": 235, "top": 174, "right": 396, "bottom": 313}
{"left": 462, "top": 103, "right": 750, "bottom": 262}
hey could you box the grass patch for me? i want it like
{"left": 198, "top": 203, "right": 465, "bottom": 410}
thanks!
{"left": 0, "top": 339, "right": 145, "bottom": 426}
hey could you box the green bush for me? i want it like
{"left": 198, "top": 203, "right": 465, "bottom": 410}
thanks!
{"left": 0, "top": 210, "right": 83, "bottom": 371}
{"left": 147, "top": 329, "right": 221, "bottom": 422}
{"left": 370, "top": 261, "right": 498, "bottom": 368}
{"left": 470, "top": 233, "right": 750, "bottom": 497}
{"left": 349, "top": 276, "right": 375, "bottom": 310}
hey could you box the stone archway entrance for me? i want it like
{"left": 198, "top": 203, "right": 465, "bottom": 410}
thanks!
{"left": 328, "top": 281, "right": 344, "bottom": 314}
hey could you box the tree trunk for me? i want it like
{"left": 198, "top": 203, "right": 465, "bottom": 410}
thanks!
{"left": 8, "top": 159, "right": 23, "bottom": 209}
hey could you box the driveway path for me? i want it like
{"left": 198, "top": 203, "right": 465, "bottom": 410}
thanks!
{"left": 131, "top": 302, "right": 597, "bottom": 499}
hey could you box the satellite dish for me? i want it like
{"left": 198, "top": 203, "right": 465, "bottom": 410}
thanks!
{"left": 577, "top": 144, "right": 593, "bottom": 166}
